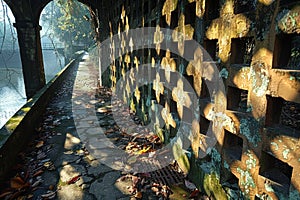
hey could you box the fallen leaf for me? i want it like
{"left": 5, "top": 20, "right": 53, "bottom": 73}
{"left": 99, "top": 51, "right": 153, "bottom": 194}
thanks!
{"left": 49, "top": 185, "right": 55, "bottom": 191}
{"left": 67, "top": 175, "right": 81, "bottom": 185}
{"left": 131, "top": 175, "right": 140, "bottom": 185}
{"left": 10, "top": 176, "right": 26, "bottom": 189}
{"left": 189, "top": 189, "right": 200, "bottom": 199}
{"left": 134, "top": 191, "right": 142, "bottom": 199}
{"left": 33, "top": 170, "right": 44, "bottom": 177}
{"left": 136, "top": 146, "right": 151, "bottom": 155}
{"left": 35, "top": 141, "right": 44, "bottom": 148}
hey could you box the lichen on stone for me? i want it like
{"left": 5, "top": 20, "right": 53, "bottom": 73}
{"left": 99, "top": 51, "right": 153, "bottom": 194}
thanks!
{"left": 245, "top": 150, "right": 257, "bottom": 170}
{"left": 270, "top": 142, "right": 279, "bottom": 151}
{"left": 289, "top": 185, "right": 300, "bottom": 199}
{"left": 200, "top": 148, "right": 222, "bottom": 177}
{"left": 283, "top": 148, "right": 290, "bottom": 159}
{"left": 239, "top": 118, "right": 261, "bottom": 147}
{"left": 207, "top": 109, "right": 236, "bottom": 133}
{"left": 223, "top": 160, "right": 230, "bottom": 170}
{"left": 249, "top": 61, "right": 269, "bottom": 97}
{"left": 264, "top": 181, "right": 275, "bottom": 192}
{"left": 219, "top": 68, "right": 229, "bottom": 79}
{"left": 278, "top": 6, "right": 300, "bottom": 34}
{"left": 237, "top": 167, "right": 255, "bottom": 195}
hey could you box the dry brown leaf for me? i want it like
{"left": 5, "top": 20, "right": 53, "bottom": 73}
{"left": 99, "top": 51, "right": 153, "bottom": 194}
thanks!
{"left": 134, "top": 191, "right": 142, "bottom": 199}
{"left": 10, "top": 176, "right": 26, "bottom": 189}
{"left": 35, "top": 141, "right": 44, "bottom": 148}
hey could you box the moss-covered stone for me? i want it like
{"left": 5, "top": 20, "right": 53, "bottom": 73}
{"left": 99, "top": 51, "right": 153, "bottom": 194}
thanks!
{"left": 203, "top": 173, "right": 227, "bottom": 200}
{"left": 240, "top": 118, "right": 261, "bottom": 147}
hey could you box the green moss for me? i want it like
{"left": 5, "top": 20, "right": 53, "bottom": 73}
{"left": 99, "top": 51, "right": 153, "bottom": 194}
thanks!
{"left": 6, "top": 116, "right": 25, "bottom": 131}
{"left": 203, "top": 173, "right": 227, "bottom": 200}
{"left": 169, "top": 185, "right": 190, "bottom": 199}
{"left": 223, "top": 160, "right": 230, "bottom": 170}
{"left": 21, "top": 107, "right": 30, "bottom": 112}
{"left": 289, "top": 185, "right": 300, "bottom": 199}
{"left": 172, "top": 140, "right": 190, "bottom": 174}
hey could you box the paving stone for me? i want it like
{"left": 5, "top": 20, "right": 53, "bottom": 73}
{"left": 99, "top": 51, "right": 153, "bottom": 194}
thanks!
{"left": 88, "top": 160, "right": 112, "bottom": 176}
{"left": 59, "top": 164, "right": 87, "bottom": 182}
{"left": 64, "top": 132, "right": 81, "bottom": 150}
{"left": 54, "top": 153, "right": 81, "bottom": 167}
{"left": 115, "top": 176, "right": 133, "bottom": 195}
{"left": 41, "top": 171, "right": 59, "bottom": 186}
{"left": 57, "top": 184, "right": 86, "bottom": 200}
{"left": 89, "top": 175, "right": 127, "bottom": 200}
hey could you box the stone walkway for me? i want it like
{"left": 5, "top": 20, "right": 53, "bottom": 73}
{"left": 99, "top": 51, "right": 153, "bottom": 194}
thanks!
{"left": 27, "top": 52, "right": 132, "bottom": 200}
{"left": 0, "top": 52, "right": 203, "bottom": 200}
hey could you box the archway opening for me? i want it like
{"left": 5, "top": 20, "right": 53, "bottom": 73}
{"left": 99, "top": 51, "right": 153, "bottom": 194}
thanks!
{"left": 40, "top": 0, "right": 96, "bottom": 82}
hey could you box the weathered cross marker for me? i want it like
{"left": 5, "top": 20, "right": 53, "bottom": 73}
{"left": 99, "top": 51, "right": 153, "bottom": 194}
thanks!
{"left": 161, "top": 102, "right": 176, "bottom": 129}
{"left": 172, "top": 79, "right": 192, "bottom": 119}
{"left": 172, "top": 13, "right": 194, "bottom": 56}
{"left": 188, "top": 0, "right": 205, "bottom": 18}
{"left": 153, "top": 73, "right": 164, "bottom": 103}
{"left": 206, "top": 0, "right": 250, "bottom": 62}
{"left": 154, "top": 25, "right": 164, "bottom": 55}
{"left": 186, "top": 47, "right": 203, "bottom": 96}
{"left": 162, "top": 0, "right": 178, "bottom": 26}
{"left": 134, "top": 86, "right": 141, "bottom": 103}
{"left": 161, "top": 49, "right": 176, "bottom": 82}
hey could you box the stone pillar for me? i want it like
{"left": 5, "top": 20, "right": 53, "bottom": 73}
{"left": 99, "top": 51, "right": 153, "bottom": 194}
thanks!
{"left": 14, "top": 21, "right": 45, "bottom": 99}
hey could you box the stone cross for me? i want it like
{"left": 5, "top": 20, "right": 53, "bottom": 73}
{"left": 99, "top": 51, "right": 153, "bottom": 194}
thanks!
{"left": 186, "top": 47, "right": 203, "bottom": 96}
{"left": 161, "top": 102, "right": 176, "bottom": 129}
{"left": 154, "top": 25, "right": 164, "bottom": 55}
{"left": 172, "top": 13, "right": 194, "bottom": 56}
{"left": 121, "top": 34, "right": 126, "bottom": 54}
{"left": 188, "top": 0, "right": 205, "bottom": 18}
{"left": 121, "top": 5, "right": 126, "bottom": 25}
{"left": 161, "top": 49, "right": 176, "bottom": 82}
{"left": 206, "top": 0, "right": 250, "bottom": 62}
{"left": 190, "top": 119, "right": 201, "bottom": 158}
{"left": 130, "top": 98, "right": 136, "bottom": 113}
{"left": 134, "top": 86, "right": 141, "bottom": 103}
{"left": 125, "top": 16, "right": 129, "bottom": 35}
{"left": 121, "top": 63, "right": 126, "bottom": 81}
{"left": 153, "top": 73, "right": 164, "bottom": 103}
{"left": 162, "top": 0, "right": 178, "bottom": 26}
{"left": 134, "top": 56, "right": 139, "bottom": 71}
{"left": 124, "top": 53, "right": 131, "bottom": 70}
{"left": 129, "top": 37, "right": 134, "bottom": 53}
{"left": 110, "top": 64, "right": 117, "bottom": 84}
{"left": 172, "top": 79, "right": 192, "bottom": 119}
{"left": 125, "top": 79, "right": 131, "bottom": 103}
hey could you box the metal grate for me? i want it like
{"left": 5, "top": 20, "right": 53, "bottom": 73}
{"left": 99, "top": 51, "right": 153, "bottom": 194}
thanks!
{"left": 149, "top": 165, "right": 185, "bottom": 185}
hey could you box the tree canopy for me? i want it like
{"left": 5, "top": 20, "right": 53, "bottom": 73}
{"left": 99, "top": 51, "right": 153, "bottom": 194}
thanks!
{"left": 41, "top": 0, "right": 95, "bottom": 60}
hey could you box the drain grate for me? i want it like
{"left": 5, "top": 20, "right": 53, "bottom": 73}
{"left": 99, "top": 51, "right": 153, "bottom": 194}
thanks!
{"left": 149, "top": 165, "right": 185, "bottom": 185}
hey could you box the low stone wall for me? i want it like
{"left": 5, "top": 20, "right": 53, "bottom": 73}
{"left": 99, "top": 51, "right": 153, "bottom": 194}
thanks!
{"left": 0, "top": 51, "right": 84, "bottom": 180}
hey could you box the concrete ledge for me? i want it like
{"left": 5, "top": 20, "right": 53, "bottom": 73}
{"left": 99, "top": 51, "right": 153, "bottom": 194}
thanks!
{"left": 0, "top": 51, "right": 84, "bottom": 180}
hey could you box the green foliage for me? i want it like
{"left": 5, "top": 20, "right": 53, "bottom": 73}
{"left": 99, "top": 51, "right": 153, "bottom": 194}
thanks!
{"left": 41, "top": 0, "right": 95, "bottom": 59}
